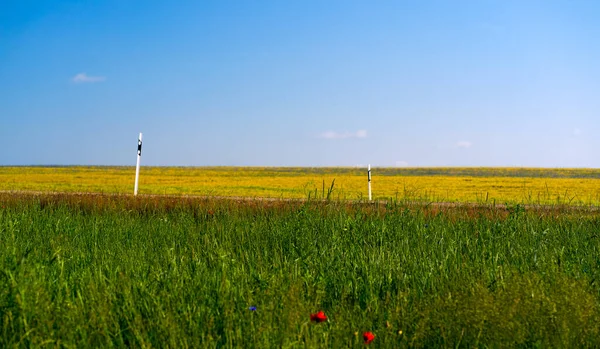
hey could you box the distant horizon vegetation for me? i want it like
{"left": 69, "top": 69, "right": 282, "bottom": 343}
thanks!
{"left": 3, "top": 164, "right": 600, "bottom": 169}
{"left": 2, "top": 166, "right": 599, "bottom": 204}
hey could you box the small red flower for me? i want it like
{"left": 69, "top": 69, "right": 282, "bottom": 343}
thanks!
{"left": 310, "top": 311, "right": 327, "bottom": 323}
{"left": 363, "top": 331, "right": 375, "bottom": 344}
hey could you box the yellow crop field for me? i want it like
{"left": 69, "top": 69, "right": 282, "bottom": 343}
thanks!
{"left": 1, "top": 166, "right": 599, "bottom": 205}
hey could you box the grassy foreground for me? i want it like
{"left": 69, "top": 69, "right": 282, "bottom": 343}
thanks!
{"left": 1, "top": 193, "right": 600, "bottom": 347}
{"left": 1, "top": 166, "right": 600, "bottom": 205}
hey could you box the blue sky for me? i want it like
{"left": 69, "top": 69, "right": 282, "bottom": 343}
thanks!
{"left": 1, "top": 0, "right": 599, "bottom": 167}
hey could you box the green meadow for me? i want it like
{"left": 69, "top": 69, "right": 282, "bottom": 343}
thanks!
{"left": 1, "top": 193, "right": 600, "bottom": 347}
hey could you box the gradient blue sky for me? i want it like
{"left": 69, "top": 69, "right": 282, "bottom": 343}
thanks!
{"left": 1, "top": 0, "right": 599, "bottom": 167}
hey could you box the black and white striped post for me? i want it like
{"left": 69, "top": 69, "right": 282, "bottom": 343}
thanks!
{"left": 367, "top": 164, "right": 372, "bottom": 201}
{"left": 134, "top": 132, "right": 142, "bottom": 196}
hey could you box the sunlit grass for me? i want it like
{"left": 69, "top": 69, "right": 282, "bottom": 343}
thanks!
{"left": 1, "top": 193, "right": 600, "bottom": 347}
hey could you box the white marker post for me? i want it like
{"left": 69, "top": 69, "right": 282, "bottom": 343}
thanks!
{"left": 368, "top": 164, "right": 372, "bottom": 201}
{"left": 134, "top": 133, "right": 142, "bottom": 196}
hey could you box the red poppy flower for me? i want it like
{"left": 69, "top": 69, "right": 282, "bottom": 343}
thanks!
{"left": 310, "top": 311, "right": 327, "bottom": 323}
{"left": 363, "top": 331, "right": 375, "bottom": 344}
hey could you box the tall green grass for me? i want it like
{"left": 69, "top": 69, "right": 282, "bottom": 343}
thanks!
{"left": 1, "top": 194, "right": 599, "bottom": 347}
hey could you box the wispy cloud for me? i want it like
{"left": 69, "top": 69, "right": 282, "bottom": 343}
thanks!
{"left": 72, "top": 73, "right": 106, "bottom": 83}
{"left": 456, "top": 141, "right": 472, "bottom": 148}
{"left": 318, "top": 130, "right": 367, "bottom": 140}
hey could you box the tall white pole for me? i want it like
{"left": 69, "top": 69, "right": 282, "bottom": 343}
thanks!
{"left": 368, "top": 164, "right": 372, "bottom": 201}
{"left": 134, "top": 132, "right": 142, "bottom": 196}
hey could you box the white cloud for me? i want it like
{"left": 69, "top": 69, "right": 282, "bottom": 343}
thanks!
{"left": 72, "top": 73, "right": 106, "bottom": 83}
{"left": 395, "top": 161, "right": 409, "bottom": 167}
{"left": 355, "top": 130, "right": 367, "bottom": 138}
{"left": 456, "top": 141, "right": 472, "bottom": 148}
{"left": 318, "top": 129, "right": 367, "bottom": 140}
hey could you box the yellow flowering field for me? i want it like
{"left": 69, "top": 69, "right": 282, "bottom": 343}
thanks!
{"left": 1, "top": 166, "right": 599, "bottom": 205}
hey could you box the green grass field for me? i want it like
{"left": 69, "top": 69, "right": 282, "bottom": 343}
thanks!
{"left": 2, "top": 193, "right": 600, "bottom": 347}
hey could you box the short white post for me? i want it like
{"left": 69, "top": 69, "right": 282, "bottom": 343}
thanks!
{"left": 368, "top": 164, "right": 372, "bottom": 201}
{"left": 134, "top": 132, "right": 142, "bottom": 196}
